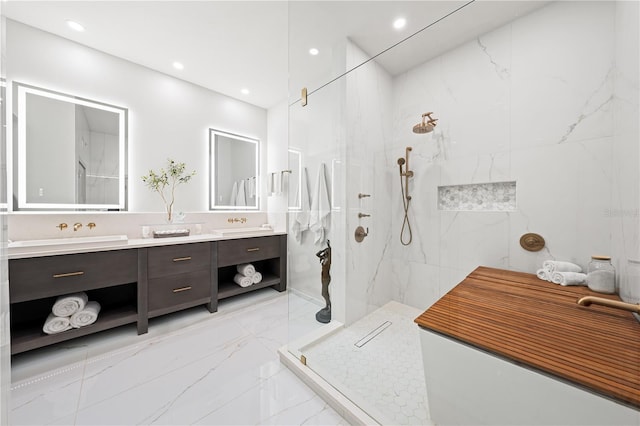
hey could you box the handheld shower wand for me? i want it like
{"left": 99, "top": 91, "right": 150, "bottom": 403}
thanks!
{"left": 398, "top": 148, "right": 414, "bottom": 245}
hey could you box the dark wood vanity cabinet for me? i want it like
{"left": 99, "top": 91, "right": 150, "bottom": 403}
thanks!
{"left": 9, "top": 249, "right": 142, "bottom": 355}
{"left": 145, "top": 242, "right": 216, "bottom": 318}
{"left": 215, "top": 234, "right": 287, "bottom": 304}
{"left": 8, "top": 234, "right": 287, "bottom": 355}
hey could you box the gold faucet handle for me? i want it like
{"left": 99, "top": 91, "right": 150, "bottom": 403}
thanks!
{"left": 73, "top": 223, "right": 83, "bottom": 231}
{"left": 87, "top": 222, "right": 96, "bottom": 230}
{"left": 56, "top": 223, "right": 68, "bottom": 231}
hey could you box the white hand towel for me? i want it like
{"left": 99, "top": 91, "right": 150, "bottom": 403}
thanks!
{"left": 551, "top": 272, "right": 587, "bottom": 286}
{"left": 251, "top": 271, "right": 263, "bottom": 284}
{"left": 52, "top": 292, "right": 88, "bottom": 317}
{"left": 234, "top": 273, "right": 253, "bottom": 287}
{"left": 291, "top": 167, "right": 311, "bottom": 244}
{"left": 543, "top": 260, "right": 582, "bottom": 274}
{"left": 70, "top": 301, "right": 101, "bottom": 328}
{"left": 235, "top": 180, "right": 246, "bottom": 206}
{"left": 237, "top": 263, "right": 255, "bottom": 277}
{"left": 230, "top": 181, "right": 238, "bottom": 206}
{"left": 43, "top": 313, "right": 72, "bottom": 335}
{"left": 309, "top": 163, "right": 331, "bottom": 245}
{"left": 536, "top": 269, "right": 551, "bottom": 281}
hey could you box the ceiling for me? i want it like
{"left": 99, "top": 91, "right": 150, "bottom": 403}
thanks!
{"left": 2, "top": 1, "right": 549, "bottom": 110}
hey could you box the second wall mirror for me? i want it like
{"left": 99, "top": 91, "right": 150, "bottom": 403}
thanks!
{"left": 209, "top": 128, "right": 259, "bottom": 210}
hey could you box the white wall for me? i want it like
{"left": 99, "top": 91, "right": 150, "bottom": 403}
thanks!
{"left": 387, "top": 1, "right": 639, "bottom": 311}
{"left": 6, "top": 19, "right": 268, "bottom": 213}
{"left": 612, "top": 0, "right": 640, "bottom": 309}
{"left": 266, "top": 100, "right": 288, "bottom": 232}
{"left": 289, "top": 1, "right": 639, "bottom": 328}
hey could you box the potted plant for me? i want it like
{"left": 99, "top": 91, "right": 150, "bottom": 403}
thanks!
{"left": 142, "top": 159, "right": 196, "bottom": 223}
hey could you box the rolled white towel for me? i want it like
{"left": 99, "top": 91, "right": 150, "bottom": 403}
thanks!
{"left": 551, "top": 272, "right": 587, "bottom": 286}
{"left": 237, "top": 263, "right": 255, "bottom": 277}
{"left": 70, "top": 301, "right": 101, "bottom": 328}
{"left": 536, "top": 269, "right": 551, "bottom": 281}
{"left": 251, "top": 271, "right": 263, "bottom": 284}
{"left": 234, "top": 273, "right": 253, "bottom": 288}
{"left": 52, "top": 292, "right": 88, "bottom": 317}
{"left": 543, "top": 260, "right": 582, "bottom": 274}
{"left": 42, "top": 313, "right": 72, "bottom": 335}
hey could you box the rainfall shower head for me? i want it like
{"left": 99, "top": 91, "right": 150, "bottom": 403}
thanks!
{"left": 413, "top": 112, "right": 438, "bottom": 134}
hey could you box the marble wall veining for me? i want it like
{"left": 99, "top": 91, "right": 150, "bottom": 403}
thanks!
{"left": 385, "top": 0, "right": 639, "bottom": 311}
{"left": 290, "top": 1, "right": 639, "bottom": 325}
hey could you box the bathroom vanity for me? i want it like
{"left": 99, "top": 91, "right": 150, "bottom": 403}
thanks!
{"left": 8, "top": 233, "right": 287, "bottom": 355}
{"left": 416, "top": 266, "right": 640, "bottom": 425}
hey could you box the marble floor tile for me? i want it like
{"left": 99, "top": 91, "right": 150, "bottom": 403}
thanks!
{"left": 10, "top": 290, "right": 341, "bottom": 426}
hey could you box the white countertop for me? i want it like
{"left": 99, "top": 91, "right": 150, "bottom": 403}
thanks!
{"left": 8, "top": 231, "right": 286, "bottom": 259}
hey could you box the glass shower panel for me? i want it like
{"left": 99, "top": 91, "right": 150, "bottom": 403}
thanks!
{"left": 287, "top": 1, "right": 639, "bottom": 424}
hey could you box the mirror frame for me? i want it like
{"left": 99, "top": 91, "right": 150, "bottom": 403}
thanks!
{"left": 209, "top": 128, "right": 260, "bottom": 211}
{"left": 14, "top": 83, "right": 127, "bottom": 211}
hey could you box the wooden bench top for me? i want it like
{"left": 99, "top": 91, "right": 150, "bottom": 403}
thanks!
{"left": 415, "top": 266, "right": 640, "bottom": 409}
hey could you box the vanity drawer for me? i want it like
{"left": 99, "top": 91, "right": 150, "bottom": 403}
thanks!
{"left": 148, "top": 270, "right": 211, "bottom": 313}
{"left": 147, "top": 243, "right": 211, "bottom": 279}
{"left": 217, "top": 236, "right": 281, "bottom": 267}
{"left": 9, "top": 249, "right": 138, "bottom": 303}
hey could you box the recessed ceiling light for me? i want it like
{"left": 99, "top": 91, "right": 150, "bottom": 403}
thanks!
{"left": 172, "top": 62, "right": 184, "bottom": 70}
{"left": 66, "top": 20, "right": 85, "bottom": 32}
{"left": 241, "top": 88, "right": 250, "bottom": 95}
{"left": 393, "top": 17, "right": 407, "bottom": 30}
{"left": 309, "top": 48, "right": 319, "bottom": 56}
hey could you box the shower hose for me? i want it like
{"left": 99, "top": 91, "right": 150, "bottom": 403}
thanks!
{"left": 399, "top": 174, "right": 412, "bottom": 246}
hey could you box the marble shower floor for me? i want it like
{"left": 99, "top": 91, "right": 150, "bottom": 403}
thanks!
{"left": 302, "top": 301, "right": 431, "bottom": 426}
{"left": 9, "top": 289, "right": 347, "bottom": 425}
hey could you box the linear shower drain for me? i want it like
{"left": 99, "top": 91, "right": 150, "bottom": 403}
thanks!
{"left": 354, "top": 321, "right": 392, "bottom": 348}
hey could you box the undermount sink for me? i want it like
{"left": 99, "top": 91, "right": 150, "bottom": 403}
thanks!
{"left": 212, "top": 227, "right": 274, "bottom": 236}
{"left": 9, "top": 234, "right": 129, "bottom": 249}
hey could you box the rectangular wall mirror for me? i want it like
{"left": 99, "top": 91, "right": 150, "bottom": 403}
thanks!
{"left": 209, "top": 128, "right": 259, "bottom": 210}
{"left": 13, "top": 83, "right": 127, "bottom": 211}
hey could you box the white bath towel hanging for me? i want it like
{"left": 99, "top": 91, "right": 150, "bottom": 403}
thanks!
{"left": 247, "top": 177, "right": 256, "bottom": 199}
{"left": 309, "top": 163, "right": 331, "bottom": 245}
{"left": 235, "top": 180, "right": 246, "bottom": 206}
{"left": 52, "top": 292, "right": 88, "bottom": 317}
{"left": 230, "top": 181, "right": 238, "bottom": 206}
{"left": 291, "top": 167, "right": 311, "bottom": 244}
{"left": 70, "top": 301, "right": 101, "bottom": 328}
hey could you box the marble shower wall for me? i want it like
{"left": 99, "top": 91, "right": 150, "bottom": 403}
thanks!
{"left": 343, "top": 41, "right": 394, "bottom": 325}
{"left": 387, "top": 1, "right": 639, "bottom": 310}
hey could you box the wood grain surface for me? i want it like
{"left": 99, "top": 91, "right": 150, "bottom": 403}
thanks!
{"left": 415, "top": 266, "right": 640, "bottom": 409}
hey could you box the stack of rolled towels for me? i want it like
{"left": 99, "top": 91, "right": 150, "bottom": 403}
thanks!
{"left": 536, "top": 260, "right": 586, "bottom": 286}
{"left": 42, "top": 292, "right": 101, "bottom": 335}
{"left": 233, "top": 263, "right": 263, "bottom": 288}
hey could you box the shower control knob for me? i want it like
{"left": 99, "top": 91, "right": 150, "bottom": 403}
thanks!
{"left": 355, "top": 226, "right": 369, "bottom": 243}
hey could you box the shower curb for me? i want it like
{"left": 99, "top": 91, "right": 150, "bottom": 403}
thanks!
{"left": 278, "top": 345, "right": 379, "bottom": 426}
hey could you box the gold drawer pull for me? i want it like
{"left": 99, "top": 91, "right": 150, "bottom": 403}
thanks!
{"left": 246, "top": 248, "right": 260, "bottom": 252}
{"left": 172, "top": 256, "right": 192, "bottom": 262}
{"left": 53, "top": 271, "right": 85, "bottom": 278}
{"left": 173, "top": 286, "right": 192, "bottom": 293}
